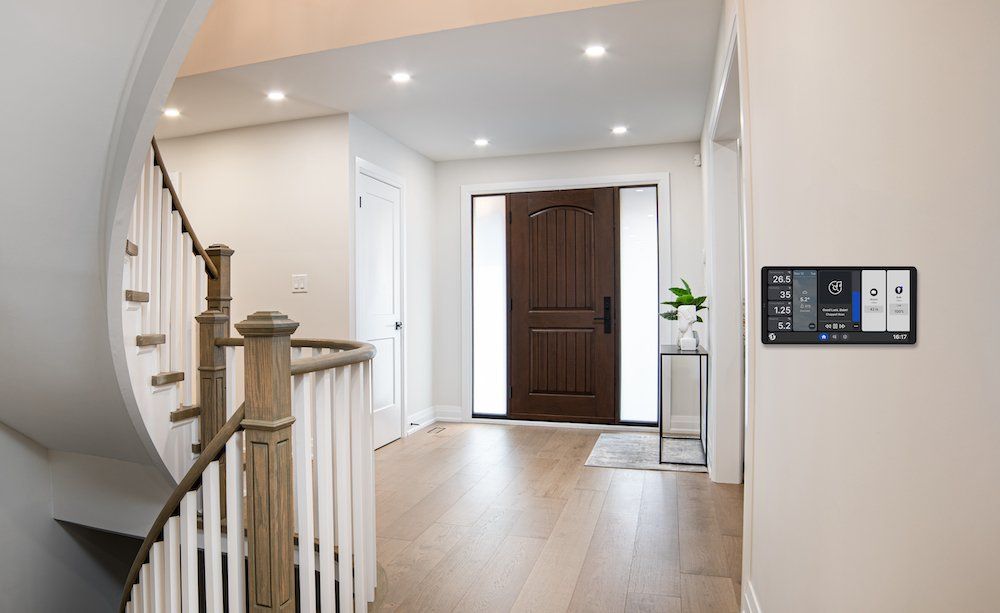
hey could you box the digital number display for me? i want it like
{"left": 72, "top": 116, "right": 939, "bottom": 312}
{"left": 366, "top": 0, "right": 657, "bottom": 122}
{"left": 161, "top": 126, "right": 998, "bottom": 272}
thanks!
{"left": 762, "top": 267, "right": 917, "bottom": 344}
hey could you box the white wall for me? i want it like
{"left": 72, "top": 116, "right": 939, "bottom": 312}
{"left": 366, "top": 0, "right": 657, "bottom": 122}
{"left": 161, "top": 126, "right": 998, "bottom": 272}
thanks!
{"left": 737, "top": 1, "right": 1000, "bottom": 610}
{"left": 0, "top": 423, "right": 140, "bottom": 611}
{"left": 159, "top": 115, "right": 352, "bottom": 337}
{"left": 348, "top": 116, "right": 438, "bottom": 425}
{"left": 433, "top": 143, "right": 706, "bottom": 423}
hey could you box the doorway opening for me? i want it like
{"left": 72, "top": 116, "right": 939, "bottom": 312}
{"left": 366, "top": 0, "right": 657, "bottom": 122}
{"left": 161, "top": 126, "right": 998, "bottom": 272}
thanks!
{"left": 469, "top": 181, "right": 668, "bottom": 426}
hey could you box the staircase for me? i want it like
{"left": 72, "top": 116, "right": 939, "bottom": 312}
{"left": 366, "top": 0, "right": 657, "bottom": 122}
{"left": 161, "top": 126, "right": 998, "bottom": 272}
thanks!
{"left": 118, "top": 140, "right": 377, "bottom": 612}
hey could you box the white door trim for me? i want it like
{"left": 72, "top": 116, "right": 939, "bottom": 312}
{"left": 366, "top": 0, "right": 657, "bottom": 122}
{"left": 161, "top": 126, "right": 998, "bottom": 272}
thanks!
{"left": 460, "top": 172, "right": 672, "bottom": 426}
{"left": 353, "top": 157, "right": 407, "bottom": 442}
{"left": 700, "top": 4, "right": 755, "bottom": 604}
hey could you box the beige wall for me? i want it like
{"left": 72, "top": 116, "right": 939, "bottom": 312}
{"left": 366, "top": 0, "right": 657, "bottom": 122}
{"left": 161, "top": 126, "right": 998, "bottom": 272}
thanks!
{"left": 180, "top": 0, "right": 637, "bottom": 76}
{"left": 739, "top": 0, "right": 1000, "bottom": 610}
{"left": 159, "top": 115, "right": 352, "bottom": 338}
{"left": 159, "top": 114, "right": 439, "bottom": 421}
{"left": 432, "top": 143, "right": 706, "bottom": 419}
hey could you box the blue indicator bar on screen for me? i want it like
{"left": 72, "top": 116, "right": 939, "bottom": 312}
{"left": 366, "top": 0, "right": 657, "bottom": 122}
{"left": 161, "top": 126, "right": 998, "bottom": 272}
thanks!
{"left": 852, "top": 290, "right": 861, "bottom": 322}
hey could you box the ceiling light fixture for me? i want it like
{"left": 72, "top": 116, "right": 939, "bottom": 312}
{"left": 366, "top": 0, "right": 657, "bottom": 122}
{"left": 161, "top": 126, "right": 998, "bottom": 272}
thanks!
{"left": 163, "top": 108, "right": 180, "bottom": 118}
{"left": 474, "top": 138, "right": 489, "bottom": 147}
{"left": 267, "top": 90, "right": 286, "bottom": 101}
{"left": 612, "top": 125, "right": 628, "bottom": 135}
{"left": 585, "top": 45, "right": 607, "bottom": 58}
{"left": 391, "top": 72, "right": 412, "bottom": 83}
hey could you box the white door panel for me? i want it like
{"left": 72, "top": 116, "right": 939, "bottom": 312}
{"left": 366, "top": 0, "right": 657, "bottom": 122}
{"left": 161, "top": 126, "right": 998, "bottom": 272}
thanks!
{"left": 358, "top": 172, "right": 402, "bottom": 449}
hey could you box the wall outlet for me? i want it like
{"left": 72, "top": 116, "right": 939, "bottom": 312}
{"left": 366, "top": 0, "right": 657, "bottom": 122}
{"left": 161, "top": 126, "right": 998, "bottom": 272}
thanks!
{"left": 292, "top": 274, "right": 308, "bottom": 293}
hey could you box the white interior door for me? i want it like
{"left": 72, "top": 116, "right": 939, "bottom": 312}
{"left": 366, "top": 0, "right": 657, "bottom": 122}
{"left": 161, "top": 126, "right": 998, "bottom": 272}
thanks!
{"left": 357, "top": 172, "right": 402, "bottom": 449}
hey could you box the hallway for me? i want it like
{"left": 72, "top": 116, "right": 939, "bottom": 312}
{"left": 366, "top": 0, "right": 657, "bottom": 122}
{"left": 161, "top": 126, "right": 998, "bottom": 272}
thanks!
{"left": 372, "top": 423, "right": 743, "bottom": 612}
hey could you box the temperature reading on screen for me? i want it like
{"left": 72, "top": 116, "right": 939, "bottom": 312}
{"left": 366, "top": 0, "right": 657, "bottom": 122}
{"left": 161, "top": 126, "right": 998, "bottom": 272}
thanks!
{"left": 769, "top": 271, "right": 791, "bottom": 285}
{"left": 762, "top": 267, "right": 916, "bottom": 345}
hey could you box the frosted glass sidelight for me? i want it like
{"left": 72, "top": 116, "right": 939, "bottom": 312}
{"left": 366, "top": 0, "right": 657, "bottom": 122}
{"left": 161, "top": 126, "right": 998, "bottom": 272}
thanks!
{"left": 472, "top": 195, "right": 508, "bottom": 415}
{"left": 619, "top": 187, "right": 659, "bottom": 423}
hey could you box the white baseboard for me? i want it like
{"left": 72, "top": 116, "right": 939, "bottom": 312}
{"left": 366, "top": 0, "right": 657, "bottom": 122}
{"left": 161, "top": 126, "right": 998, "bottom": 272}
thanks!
{"left": 406, "top": 407, "right": 437, "bottom": 434}
{"left": 743, "top": 579, "right": 761, "bottom": 613}
{"left": 666, "top": 414, "right": 700, "bottom": 436}
{"left": 435, "top": 405, "right": 463, "bottom": 422}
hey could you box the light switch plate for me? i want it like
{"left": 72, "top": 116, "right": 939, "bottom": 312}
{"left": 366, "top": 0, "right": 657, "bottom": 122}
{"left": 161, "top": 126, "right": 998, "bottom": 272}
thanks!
{"left": 292, "top": 274, "right": 308, "bottom": 293}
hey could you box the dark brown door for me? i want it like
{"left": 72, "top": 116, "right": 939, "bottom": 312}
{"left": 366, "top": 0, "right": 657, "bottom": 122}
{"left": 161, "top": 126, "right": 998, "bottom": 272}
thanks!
{"left": 508, "top": 188, "right": 617, "bottom": 423}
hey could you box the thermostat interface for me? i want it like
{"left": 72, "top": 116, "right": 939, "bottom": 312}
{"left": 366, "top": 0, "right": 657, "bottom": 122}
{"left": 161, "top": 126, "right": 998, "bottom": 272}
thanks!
{"left": 762, "top": 267, "right": 916, "bottom": 344}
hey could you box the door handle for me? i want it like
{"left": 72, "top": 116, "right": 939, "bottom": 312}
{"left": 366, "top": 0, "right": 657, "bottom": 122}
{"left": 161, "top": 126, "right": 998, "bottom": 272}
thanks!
{"left": 394, "top": 321, "right": 403, "bottom": 330}
{"left": 593, "top": 296, "right": 612, "bottom": 333}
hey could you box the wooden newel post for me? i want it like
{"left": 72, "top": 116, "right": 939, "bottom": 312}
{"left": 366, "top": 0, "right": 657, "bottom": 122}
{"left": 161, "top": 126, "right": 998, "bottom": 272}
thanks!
{"left": 206, "top": 244, "right": 234, "bottom": 323}
{"left": 196, "top": 310, "right": 229, "bottom": 449}
{"left": 237, "top": 311, "right": 299, "bottom": 613}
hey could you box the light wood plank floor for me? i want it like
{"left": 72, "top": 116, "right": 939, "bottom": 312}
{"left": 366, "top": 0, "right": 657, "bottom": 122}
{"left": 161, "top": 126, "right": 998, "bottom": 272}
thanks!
{"left": 371, "top": 423, "right": 743, "bottom": 613}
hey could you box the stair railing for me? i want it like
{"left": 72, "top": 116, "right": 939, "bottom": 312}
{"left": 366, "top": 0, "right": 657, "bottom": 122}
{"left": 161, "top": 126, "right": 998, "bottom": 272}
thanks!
{"left": 120, "top": 309, "right": 377, "bottom": 613}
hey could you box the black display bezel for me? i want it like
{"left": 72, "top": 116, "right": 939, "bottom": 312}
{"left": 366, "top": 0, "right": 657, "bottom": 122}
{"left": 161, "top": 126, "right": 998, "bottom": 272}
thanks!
{"left": 761, "top": 266, "right": 917, "bottom": 345}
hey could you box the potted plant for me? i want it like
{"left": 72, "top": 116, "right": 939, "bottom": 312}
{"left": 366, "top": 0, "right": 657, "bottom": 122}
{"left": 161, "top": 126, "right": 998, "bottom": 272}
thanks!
{"left": 660, "top": 279, "right": 708, "bottom": 350}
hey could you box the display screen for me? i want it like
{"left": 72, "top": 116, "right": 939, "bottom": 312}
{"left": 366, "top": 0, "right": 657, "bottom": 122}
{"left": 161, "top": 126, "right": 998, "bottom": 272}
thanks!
{"left": 762, "top": 267, "right": 916, "bottom": 344}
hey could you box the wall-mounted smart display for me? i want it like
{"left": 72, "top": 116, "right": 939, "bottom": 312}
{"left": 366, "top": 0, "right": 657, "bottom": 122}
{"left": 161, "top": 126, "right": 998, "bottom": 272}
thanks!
{"left": 762, "top": 267, "right": 916, "bottom": 344}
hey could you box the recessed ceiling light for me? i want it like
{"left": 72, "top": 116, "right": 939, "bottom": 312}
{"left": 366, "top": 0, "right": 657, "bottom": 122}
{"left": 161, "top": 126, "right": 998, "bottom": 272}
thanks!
{"left": 612, "top": 125, "right": 628, "bottom": 135}
{"left": 266, "top": 90, "right": 286, "bottom": 101}
{"left": 163, "top": 108, "right": 180, "bottom": 118}
{"left": 585, "top": 45, "right": 607, "bottom": 58}
{"left": 391, "top": 72, "right": 412, "bottom": 83}
{"left": 474, "top": 138, "right": 489, "bottom": 147}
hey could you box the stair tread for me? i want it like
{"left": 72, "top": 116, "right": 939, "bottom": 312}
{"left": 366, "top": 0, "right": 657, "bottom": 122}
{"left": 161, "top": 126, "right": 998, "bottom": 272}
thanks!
{"left": 151, "top": 370, "right": 184, "bottom": 386}
{"left": 125, "top": 290, "right": 149, "bottom": 303}
{"left": 170, "top": 405, "right": 201, "bottom": 422}
{"left": 136, "top": 333, "right": 166, "bottom": 347}
{"left": 125, "top": 240, "right": 139, "bottom": 256}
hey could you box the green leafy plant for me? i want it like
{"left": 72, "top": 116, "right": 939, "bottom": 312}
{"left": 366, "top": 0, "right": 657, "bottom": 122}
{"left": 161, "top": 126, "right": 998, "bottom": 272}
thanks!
{"left": 660, "top": 279, "right": 708, "bottom": 322}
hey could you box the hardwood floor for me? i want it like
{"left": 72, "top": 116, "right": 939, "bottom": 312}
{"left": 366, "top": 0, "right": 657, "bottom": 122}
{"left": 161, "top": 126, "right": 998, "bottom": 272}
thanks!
{"left": 371, "top": 423, "right": 743, "bottom": 613}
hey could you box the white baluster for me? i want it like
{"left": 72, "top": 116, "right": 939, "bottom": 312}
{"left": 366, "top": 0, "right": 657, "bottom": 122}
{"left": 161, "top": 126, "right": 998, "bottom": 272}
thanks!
{"left": 293, "top": 370, "right": 317, "bottom": 613}
{"left": 203, "top": 461, "right": 224, "bottom": 613}
{"left": 132, "top": 583, "right": 143, "bottom": 613}
{"left": 158, "top": 187, "right": 172, "bottom": 367}
{"left": 151, "top": 541, "right": 165, "bottom": 613}
{"left": 314, "top": 368, "right": 339, "bottom": 611}
{"left": 164, "top": 516, "right": 181, "bottom": 612}
{"left": 225, "top": 432, "right": 245, "bottom": 613}
{"left": 148, "top": 166, "right": 162, "bottom": 336}
{"left": 171, "top": 211, "right": 184, "bottom": 373}
{"left": 363, "top": 359, "right": 377, "bottom": 600}
{"left": 180, "top": 491, "right": 199, "bottom": 613}
{"left": 141, "top": 563, "right": 153, "bottom": 612}
{"left": 348, "top": 364, "right": 368, "bottom": 612}
{"left": 135, "top": 153, "right": 147, "bottom": 292}
{"left": 181, "top": 236, "right": 194, "bottom": 406}
{"left": 333, "top": 366, "right": 356, "bottom": 611}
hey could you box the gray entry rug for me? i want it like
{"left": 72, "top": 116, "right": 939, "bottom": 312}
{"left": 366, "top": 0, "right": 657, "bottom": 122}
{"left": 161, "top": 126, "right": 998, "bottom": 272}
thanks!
{"left": 585, "top": 432, "right": 707, "bottom": 473}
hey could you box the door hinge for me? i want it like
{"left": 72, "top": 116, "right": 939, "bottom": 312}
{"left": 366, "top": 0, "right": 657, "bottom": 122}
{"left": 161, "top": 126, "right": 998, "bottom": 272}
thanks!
{"left": 508, "top": 298, "right": 513, "bottom": 312}
{"left": 508, "top": 211, "right": 512, "bottom": 224}
{"left": 359, "top": 196, "right": 363, "bottom": 208}
{"left": 508, "top": 385, "right": 513, "bottom": 399}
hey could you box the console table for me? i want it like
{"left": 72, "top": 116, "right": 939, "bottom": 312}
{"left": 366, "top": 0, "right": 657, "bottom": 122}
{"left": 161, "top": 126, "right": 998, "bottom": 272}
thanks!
{"left": 658, "top": 344, "right": 709, "bottom": 465}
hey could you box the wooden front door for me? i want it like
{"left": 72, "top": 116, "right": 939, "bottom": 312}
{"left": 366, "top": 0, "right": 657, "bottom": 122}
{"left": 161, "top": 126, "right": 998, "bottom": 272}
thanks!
{"left": 508, "top": 188, "right": 617, "bottom": 423}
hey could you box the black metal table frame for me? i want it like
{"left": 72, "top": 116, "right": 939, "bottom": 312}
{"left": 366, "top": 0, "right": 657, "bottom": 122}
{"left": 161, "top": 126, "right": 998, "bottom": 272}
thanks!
{"left": 658, "top": 345, "right": 709, "bottom": 465}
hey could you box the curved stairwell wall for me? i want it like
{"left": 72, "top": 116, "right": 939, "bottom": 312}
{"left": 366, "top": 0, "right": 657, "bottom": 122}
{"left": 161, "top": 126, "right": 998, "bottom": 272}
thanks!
{"left": 0, "top": 0, "right": 212, "bottom": 541}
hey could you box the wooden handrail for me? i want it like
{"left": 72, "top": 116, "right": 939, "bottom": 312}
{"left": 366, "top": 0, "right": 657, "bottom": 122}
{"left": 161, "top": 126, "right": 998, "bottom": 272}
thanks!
{"left": 215, "top": 337, "right": 376, "bottom": 375}
{"left": 118, "top": 403, "right": 245, "bottom": 613}
{"left": 150, "top": 137, "right": 219, "bottom": 279}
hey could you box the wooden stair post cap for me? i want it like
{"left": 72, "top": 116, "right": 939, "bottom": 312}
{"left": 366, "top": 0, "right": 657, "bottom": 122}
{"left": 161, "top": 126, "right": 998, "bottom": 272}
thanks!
{"left": 195, "top": 309, "right": 228, "bottom": 324}
{"left": 206, "top": 243, "right": 234, "bottom": 256}
{"left": 235, "top": 311, "right": 299, "bottom": 337}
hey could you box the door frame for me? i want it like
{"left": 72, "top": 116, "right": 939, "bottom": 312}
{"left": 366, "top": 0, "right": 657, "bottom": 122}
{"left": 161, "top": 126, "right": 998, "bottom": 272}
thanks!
{"left": 460, "top": 172, "right": 671, "bottom": 426}
{"left": 352, "top": 157, "right": 407, "bottom": 443}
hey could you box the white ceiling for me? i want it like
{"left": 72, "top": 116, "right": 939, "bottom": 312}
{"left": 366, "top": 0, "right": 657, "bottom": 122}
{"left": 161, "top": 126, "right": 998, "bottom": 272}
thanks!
{"left": 158, "top": 0, "right": 723, "bottom": 161}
